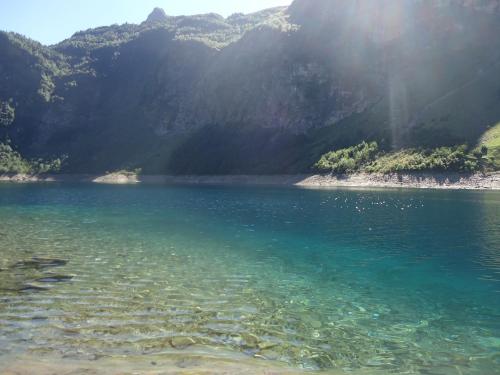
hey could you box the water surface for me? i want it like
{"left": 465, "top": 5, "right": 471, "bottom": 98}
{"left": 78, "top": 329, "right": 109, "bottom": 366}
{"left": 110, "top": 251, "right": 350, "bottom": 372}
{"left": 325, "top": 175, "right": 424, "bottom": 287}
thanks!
{"left": 0, "top": 184, "right": 499, "bottom": 374}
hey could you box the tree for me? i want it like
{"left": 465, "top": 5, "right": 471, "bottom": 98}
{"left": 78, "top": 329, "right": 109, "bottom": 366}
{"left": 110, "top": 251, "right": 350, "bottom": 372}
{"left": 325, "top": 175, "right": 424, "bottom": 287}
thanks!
{"left": 0, "top": 100, "right": 15, "bottom": 128}
{"left": 0, "top": 100, "right": 15, "bottom": 141}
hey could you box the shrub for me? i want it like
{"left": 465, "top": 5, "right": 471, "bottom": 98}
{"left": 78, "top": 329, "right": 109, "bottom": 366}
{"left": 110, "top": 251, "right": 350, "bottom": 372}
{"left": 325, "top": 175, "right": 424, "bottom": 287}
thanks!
{"left": 315, "top": 143, "right": 487, "bottom": 174}
{"left": 365, "top": 145, "right": 481, "bottom": 173}
{"left": 115, "top": 168, "right": 142, "bottom": 176}
{"left": 0, "top": 143, "right": 65, "bottom": 174}
{"left": 0, "top": 101, "right": 15, "bottom": 128}
{"left": 477, "top": 123, "right": 500, "bottom": 171}
{"left": 0, "top": 143, "right": 31, "bottom": 174}
{"left": 314, "top": 142, "right": 379, "bottom": 173}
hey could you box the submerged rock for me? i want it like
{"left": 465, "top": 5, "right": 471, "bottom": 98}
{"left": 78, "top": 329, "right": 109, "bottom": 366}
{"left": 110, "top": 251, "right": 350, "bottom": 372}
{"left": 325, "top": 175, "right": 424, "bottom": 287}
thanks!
{"left": 0, "top": 282, "right": 50, "bottom": 293}
{"left": 35, "top": 274, "right": 74, "bottom": 283}
{"left": 60, "top": 327, "right": 80, "bottom": 335}
{"left": 12, "top": 257, "right": 68, "bottom": 270}
{"left": 258, "top": 341, "right": 278, "bottom": 350}
{"left": 19, "top": 283, "right": 50, "bottom": 292}
{"left": 259, "top": 349, "right": 280, "bottom": 360}
{"left": 170, "top": 336, "right": 196, "bottom": 349}
{"left": 241, "top": 333, "right": 260, "bottom": 348}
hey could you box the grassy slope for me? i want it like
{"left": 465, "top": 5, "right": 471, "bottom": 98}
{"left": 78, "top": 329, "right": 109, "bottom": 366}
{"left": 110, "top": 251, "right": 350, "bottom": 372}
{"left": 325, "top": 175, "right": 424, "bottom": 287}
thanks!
{"left": 479, "top": 123, "right": 500, "bottom": 169}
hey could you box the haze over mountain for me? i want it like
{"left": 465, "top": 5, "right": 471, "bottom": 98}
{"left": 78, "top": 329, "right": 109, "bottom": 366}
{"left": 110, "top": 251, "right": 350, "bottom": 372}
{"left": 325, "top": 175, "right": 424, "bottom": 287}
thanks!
{"left": 1, "top": 0, "right": 499, "bottom": 174}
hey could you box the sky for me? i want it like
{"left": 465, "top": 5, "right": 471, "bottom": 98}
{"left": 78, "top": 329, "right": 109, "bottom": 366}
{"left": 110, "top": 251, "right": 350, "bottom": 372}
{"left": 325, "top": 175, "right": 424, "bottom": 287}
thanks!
{"left": 0, "top": 0, "right": 292, "bottom": 45}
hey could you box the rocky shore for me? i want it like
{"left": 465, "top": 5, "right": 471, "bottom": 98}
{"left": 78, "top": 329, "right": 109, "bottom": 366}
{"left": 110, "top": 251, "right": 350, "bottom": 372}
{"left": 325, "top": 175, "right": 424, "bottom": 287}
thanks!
{"left": 295, "top": 172, "right": 500, "bottom": 190}
{"left": 0, "top": 173, "right": 139, "bottom": 184}
{"left": 0, "top": 172, "right": 499, "bottom": 190}
{"left": 0, "top": 353, "right": 348, "bottom": 375}
{"left": 0, "top": 349, "right": 397, "bottom": 375}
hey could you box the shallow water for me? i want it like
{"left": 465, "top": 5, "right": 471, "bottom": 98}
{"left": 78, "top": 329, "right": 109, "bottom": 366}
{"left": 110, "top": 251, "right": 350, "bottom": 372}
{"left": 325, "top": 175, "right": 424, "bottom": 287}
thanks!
{"left": 0, "top": 183, "right": 499, "bottom": 374}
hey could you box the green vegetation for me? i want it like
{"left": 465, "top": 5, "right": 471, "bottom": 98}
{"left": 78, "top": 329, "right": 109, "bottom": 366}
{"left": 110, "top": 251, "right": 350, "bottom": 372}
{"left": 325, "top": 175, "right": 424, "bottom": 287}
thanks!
{"left": 110, "top": 168, "right": 142, "bottom": 176}
{"left": 478, "top": 123, "right": 500, "bottom": 170}
{"left": 0, "top": 100, "right": 15, "bottom": 128}
{"left": 0, "top": 143, "right": 64, "bottom": 174}
{"left": 365, "top": 146, "right": 483, "bottom": 174}
{"left": 314, "top": 142, "right": 379, "bottom": 173}
{"left": 54, "top": 7, "right": 291, "bottom": 52}
{"left": 315, "top": 142, "right": 497, "bottom": 174}
{"left": 1, "top": 3, "right": 500, "bottom": 175}
{"left": 0, "top": 100, "right": 15, "bottom": 140}
{"left": 4, "top": 32, "right": 71, "bottom": 76}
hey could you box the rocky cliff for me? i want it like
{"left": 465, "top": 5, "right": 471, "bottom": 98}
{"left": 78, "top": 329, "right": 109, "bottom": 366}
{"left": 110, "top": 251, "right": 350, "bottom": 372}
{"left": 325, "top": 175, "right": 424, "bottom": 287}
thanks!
{"left": 1, "top": 0, "right": 499, "bottom": 174}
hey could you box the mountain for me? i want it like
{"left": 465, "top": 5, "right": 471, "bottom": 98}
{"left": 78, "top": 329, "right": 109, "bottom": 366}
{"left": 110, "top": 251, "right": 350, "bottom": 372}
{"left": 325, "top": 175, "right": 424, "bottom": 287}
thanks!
{"left": 1, "top": 0, "right": 499, "bottom": 174}
{"left": 146, "top": 8, "right": 169, "bottom": 23}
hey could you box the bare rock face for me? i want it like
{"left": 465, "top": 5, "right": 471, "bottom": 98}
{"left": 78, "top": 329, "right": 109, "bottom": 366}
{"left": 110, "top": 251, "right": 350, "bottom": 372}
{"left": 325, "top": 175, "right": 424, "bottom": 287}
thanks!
{"left": 1, "top": 1, "right": 500, "bottom": 174}
{"left": 146, "top": 7, "right": 168, "bottom": 23}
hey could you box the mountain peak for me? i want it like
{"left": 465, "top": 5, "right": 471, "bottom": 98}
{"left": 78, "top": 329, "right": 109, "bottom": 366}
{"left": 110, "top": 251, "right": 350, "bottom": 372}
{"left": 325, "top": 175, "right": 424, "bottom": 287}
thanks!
{"left": 146, "top": 8, "right": 168, "bottom": 23}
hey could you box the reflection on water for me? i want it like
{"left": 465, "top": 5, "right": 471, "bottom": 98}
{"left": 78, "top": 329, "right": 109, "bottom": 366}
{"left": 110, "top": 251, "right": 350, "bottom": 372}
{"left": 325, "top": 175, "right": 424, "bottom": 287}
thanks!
{"left": 476, "top": 193, "right": 500, "bottom": 283}
{"left": 0, "top": 184, "right": 499, "bottom": 374}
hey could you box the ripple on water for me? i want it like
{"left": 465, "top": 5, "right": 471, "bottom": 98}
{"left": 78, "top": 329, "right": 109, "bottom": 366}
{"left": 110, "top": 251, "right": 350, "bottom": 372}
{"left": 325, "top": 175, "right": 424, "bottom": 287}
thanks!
{"left": 0, "top": 185, "right": 499, "bottom": 374}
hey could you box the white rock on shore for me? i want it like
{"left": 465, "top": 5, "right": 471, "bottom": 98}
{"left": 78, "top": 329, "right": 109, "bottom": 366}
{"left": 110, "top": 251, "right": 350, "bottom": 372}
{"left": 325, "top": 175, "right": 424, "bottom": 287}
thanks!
{"left": 92, "top": 173, "right": 139, "bottom": 185}
{"left": 0, "top": 172, "right": 499, "bottom": 190}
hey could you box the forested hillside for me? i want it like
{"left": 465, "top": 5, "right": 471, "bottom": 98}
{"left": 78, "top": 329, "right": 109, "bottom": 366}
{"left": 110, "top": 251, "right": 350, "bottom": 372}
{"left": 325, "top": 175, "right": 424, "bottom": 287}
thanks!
{"left": 1, "top": 0, "right": 499, "bottom": 174}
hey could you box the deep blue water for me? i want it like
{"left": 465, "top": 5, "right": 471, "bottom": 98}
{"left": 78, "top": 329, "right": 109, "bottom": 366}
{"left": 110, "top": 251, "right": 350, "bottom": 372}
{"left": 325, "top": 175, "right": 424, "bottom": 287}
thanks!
{"left": 0, "top": 183, "right": 499, "bottom": 373}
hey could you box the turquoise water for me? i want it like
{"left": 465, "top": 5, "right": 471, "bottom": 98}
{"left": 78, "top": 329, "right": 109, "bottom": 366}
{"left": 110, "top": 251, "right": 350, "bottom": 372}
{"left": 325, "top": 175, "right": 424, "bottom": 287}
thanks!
{"left": 0, "top": 183, "right": 499, "bottom": 374}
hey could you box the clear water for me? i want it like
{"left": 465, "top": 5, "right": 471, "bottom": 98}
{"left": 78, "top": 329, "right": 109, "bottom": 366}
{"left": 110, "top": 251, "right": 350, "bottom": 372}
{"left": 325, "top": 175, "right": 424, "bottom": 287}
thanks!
{"left": 0, "top": 183, "right": 499, "bottom": 374}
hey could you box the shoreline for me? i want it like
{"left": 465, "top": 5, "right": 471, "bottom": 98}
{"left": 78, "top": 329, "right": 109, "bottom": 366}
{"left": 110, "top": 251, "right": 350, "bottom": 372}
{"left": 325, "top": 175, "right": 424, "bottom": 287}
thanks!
{"left": 0, "top": 352, "right": 355, "bottom": 375}
{"left": 0, "top": 172, "right": 499, "bottom": 190}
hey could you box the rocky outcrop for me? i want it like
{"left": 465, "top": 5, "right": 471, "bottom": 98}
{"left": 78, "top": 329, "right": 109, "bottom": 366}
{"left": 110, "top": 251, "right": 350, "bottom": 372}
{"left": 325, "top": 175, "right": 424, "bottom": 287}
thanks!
{"left": 146, "top": 7, "right": 169, "bottom": 23}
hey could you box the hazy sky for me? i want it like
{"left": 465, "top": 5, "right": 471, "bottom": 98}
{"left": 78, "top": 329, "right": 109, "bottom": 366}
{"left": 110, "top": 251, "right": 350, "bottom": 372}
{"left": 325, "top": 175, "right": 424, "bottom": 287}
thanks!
{"left": 0, "top": 0, "right": 292, "bottom": 45}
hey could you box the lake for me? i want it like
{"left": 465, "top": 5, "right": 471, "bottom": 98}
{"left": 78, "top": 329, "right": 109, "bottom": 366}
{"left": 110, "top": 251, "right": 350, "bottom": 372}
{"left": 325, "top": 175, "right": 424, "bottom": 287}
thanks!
{"left": 0, "top": 183, "right": 499, "bottom": 374}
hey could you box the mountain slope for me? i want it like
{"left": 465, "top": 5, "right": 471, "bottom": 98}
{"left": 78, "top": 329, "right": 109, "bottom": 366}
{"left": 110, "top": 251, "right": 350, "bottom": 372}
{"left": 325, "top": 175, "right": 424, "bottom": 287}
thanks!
{"left": 1, "top": 0, "right": 499, "bottom": 174}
